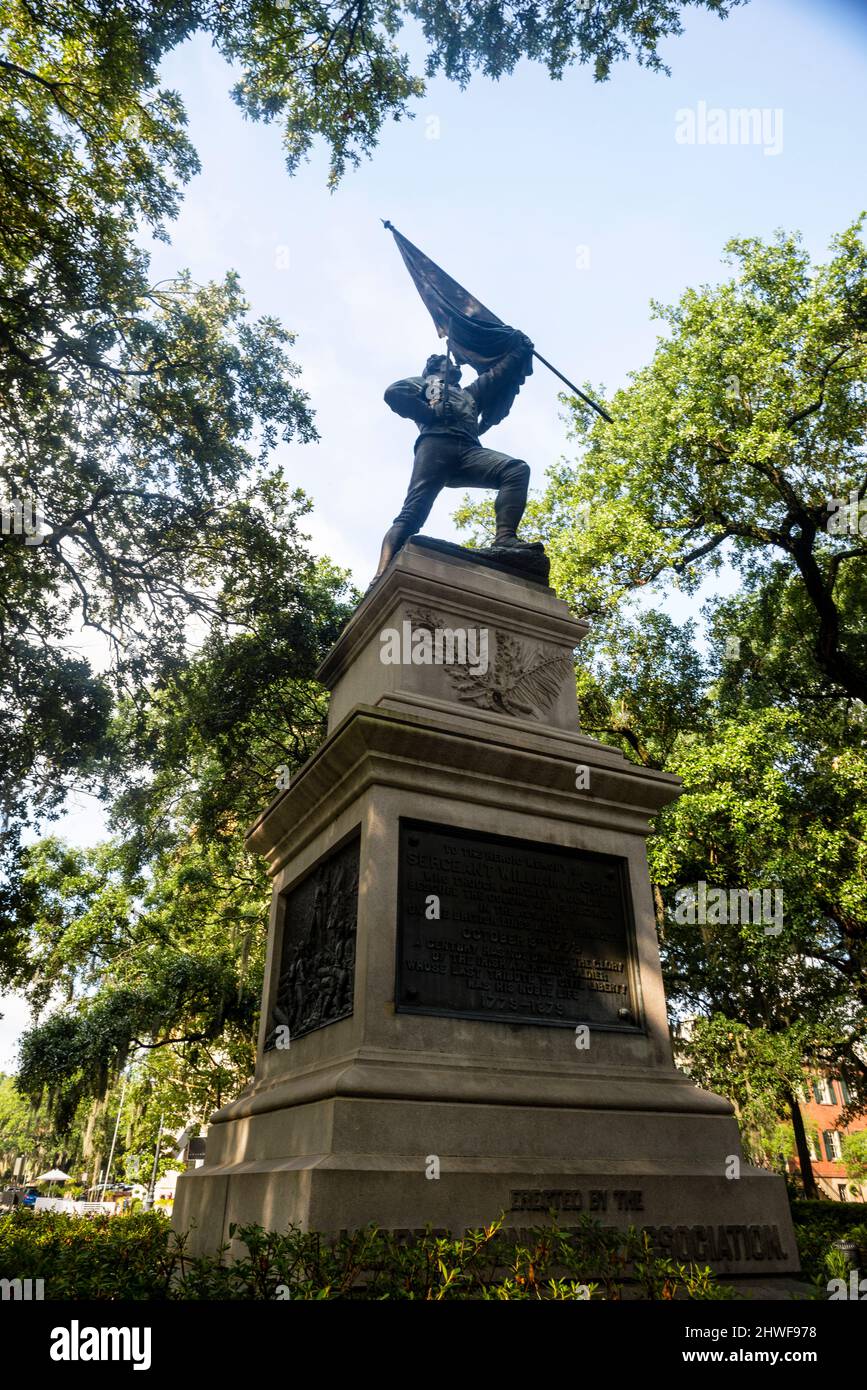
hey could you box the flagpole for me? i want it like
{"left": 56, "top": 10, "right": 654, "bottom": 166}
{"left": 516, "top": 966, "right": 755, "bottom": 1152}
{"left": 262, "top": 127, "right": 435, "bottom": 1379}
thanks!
{"left": 531, "top": 351, "right": 613, "bottom": 423}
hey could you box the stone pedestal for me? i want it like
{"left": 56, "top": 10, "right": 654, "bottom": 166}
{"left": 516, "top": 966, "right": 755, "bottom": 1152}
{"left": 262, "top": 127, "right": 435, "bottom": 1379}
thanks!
{"left": 174, "top": 538, "right": 799, "bottom": 1277}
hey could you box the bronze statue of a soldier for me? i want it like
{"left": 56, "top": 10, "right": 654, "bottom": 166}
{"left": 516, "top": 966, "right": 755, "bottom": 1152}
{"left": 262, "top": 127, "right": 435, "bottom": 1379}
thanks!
{"left": 374, "top": 333, "right": 536, "bottom": 579}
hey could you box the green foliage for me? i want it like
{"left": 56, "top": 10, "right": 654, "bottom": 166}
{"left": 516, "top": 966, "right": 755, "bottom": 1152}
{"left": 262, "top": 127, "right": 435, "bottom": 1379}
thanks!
{"left": 408, "top": 0, "right": 746, "bottom": 87}
{"left": 0, "top": 1209, "right": 176, "bottom": 1300}
{"left": 0, "top": 1211, "right": 737, "bottom": 1300}
{"left": 1, "top": 2, "right": 348, "bottom": 899}
{"left": 1, "top": 2, "right": 743, "bottom": 198}
{"left": 8, "top": 544, "right": 353, "bottom": 1140}
{"left": 0, "top": 269, "right": 320, "bottom": 886}
{"left": 2, "top": 3, "right": 360, "bottom": 1114}
{"left": 772, "top": 1119, "right": 819, "bottom": 1168}
{"left": 573, "top": 609, "right": 710, "bottom": 769}
{"left": 841, "top": 1131, "right": 867, "bottom": 1182}
{"left": 0, "top": 1073, "right": 47, "bottom": 1174}
{"left": 511, "top": 222, "right": 867, "bottom": 700}
{"left": 655, "top": 693, "right": 866, "bottom": 1123}
{"left": 655, "top": 690, "right": 866, "bottom": 1141}
{"left": 457, "top": 221, "right": 867, "bottom": 1140}
{"left": 790, "top": 1200, "right": 867, "bottom": 1284}
{"left": 0, "top": 1071, "right": 126, "bottom": 1185}
{"left": 679, "top": 1021, "right": 814, "bottom": 1161}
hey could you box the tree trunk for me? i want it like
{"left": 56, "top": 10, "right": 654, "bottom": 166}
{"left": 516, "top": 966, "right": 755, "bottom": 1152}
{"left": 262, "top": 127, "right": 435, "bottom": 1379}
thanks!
{"left": 787, "top": 1088, "right": 819, "bottom": 1200}
{"left": 790, "top": 530, "right": 867, "bottom": 703}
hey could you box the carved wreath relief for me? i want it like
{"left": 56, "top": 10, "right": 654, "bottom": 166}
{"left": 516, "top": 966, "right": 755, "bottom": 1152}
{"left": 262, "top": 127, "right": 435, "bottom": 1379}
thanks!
{"left": 408, "top": 608, "right": 572, "bottom": 719}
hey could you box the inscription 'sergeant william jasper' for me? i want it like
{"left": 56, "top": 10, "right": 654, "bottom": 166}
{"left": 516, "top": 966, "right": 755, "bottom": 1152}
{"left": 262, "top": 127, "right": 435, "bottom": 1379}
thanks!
{"left": 397, "top": 820, "right": 639, "bottom": 1029}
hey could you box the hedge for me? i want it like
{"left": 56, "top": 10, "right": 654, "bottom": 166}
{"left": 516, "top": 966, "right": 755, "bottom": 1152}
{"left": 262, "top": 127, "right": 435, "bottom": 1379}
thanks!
{"left": 1, "top": 1210, "right": 736, "bottom": 1300}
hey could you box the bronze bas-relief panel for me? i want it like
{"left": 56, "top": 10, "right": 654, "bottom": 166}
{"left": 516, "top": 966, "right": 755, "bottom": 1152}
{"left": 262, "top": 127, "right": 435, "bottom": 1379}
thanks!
{"left": 396, "top": 820, "right": 641, "bottom": 1030}
{"left": 265, "top": 835, "right": 359, "bottom": 1049}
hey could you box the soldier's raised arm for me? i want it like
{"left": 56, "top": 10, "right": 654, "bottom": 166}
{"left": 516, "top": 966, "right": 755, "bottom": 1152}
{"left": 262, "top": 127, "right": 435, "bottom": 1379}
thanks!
{"left": 467, "top": 334, "right": 534, "bottom": 413}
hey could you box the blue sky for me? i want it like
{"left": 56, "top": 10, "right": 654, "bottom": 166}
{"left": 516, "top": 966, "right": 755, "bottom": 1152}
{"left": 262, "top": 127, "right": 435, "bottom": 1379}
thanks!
{"left": 2, "top": 0, "right": 866, "bottom": 1065}
{"left": 137, "top": 0, "right": 867, "bottom": 580}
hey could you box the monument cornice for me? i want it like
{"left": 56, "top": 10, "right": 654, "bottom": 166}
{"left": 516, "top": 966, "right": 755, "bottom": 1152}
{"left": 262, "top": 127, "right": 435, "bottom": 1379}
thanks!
{"left": 212, "top": 1048, "right": 731, "bottom": 1124}
{"left": 245, "top": 703, "right": 682, "bottom": 875}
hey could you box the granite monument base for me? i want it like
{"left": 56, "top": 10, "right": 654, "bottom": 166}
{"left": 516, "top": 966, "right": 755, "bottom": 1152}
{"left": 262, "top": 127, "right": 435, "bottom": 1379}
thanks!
{"left": 174, "top": 539, "right": 800, "bottom": 1281}
{"left": 175, "top": 1092, "right": 797, "bottom": 1276}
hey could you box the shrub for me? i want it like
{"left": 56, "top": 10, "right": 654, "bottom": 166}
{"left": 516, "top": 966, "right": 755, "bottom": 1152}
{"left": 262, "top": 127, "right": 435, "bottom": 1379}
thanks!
{"left": 0, "top": 1209, "right": 743, "bottom": 1300}
{"left": 789, "top": 1200, "right": 867, "bottom": 1285}
{"left": 0, "top": 1208, "right": 175, "bottom": 1299}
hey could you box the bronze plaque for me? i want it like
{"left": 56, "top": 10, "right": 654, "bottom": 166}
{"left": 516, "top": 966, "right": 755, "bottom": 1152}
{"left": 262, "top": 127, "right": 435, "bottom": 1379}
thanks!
{"left": 396, "top": 821, "right": 639, "bottom": 1029}
{"left": 265, "top": 835, "right": 359, "bottom": 1049}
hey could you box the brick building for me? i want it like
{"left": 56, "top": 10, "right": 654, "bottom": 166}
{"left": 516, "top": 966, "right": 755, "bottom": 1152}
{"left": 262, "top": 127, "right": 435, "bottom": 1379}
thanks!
{"left": 791, "top": 1076, "right": 866, "bottom": 1202}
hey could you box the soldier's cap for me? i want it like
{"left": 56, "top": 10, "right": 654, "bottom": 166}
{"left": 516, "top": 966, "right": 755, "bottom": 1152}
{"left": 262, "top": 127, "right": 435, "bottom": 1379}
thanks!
{"left": 423, "top": 353, "right": 462, "bottom": 381}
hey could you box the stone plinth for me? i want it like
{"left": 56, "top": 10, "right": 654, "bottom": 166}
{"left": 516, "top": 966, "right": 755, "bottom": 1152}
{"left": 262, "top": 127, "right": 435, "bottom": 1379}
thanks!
{"left": 174, "top": 539, "right": 799, "bottom": 1277}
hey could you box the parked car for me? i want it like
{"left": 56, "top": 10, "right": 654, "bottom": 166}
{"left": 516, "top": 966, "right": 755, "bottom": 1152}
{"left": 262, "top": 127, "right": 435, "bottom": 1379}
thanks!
{"left": 21, "top": 1186, "right": 40, "bottom": 1208}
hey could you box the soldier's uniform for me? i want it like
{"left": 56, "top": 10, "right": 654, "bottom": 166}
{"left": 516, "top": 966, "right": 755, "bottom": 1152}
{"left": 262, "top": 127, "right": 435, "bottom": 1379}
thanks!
{"left": 376, "top": 337, "right": 533, "bottom": 575}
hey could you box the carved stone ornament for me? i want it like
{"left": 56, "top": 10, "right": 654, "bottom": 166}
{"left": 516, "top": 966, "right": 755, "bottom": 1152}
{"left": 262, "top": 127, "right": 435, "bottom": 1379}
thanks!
{"left": 408, "top": 608, "right": 573, "bottom": 718}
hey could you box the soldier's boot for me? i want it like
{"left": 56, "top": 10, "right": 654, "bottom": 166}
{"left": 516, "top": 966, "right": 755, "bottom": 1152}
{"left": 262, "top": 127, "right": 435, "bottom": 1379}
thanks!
{"left": 493, "top": 459, "right": 531, "bottom": 544}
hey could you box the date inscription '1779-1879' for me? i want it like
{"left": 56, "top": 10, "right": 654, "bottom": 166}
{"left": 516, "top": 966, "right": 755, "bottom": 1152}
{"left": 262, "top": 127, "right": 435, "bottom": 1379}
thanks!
{"left": 396, "top": 821, "right": 639, "bottom": 1029}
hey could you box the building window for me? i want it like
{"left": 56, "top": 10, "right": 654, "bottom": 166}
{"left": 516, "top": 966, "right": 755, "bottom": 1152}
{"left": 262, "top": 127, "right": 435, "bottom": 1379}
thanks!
{"left": 813, "top": 1078, "right": 836, "bottom": 1105}
{"left": 822, "top": 1130, "right": 843, "bottom": 1161}
{"left": 839, "top": 1078, "right": 852, "bottom": 1105}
